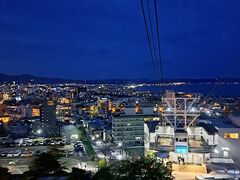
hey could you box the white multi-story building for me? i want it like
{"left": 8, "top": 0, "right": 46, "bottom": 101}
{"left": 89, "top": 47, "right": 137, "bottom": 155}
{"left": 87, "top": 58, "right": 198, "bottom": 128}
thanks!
{"left": 145, "top": 91, "right": 219, "bottom": 165}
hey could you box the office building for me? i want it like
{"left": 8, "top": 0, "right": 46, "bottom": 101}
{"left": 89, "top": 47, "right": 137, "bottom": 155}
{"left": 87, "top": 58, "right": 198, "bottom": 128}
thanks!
{"left": 40, "top": 100, "right": 57, "bottom": 135}
{"left": 112, "top": 104, "right": 158, "bottom": 156}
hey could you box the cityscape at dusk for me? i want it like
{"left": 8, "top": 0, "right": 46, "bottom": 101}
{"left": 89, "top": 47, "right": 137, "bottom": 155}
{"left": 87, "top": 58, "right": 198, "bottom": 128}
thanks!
{"left": 1, "top": 0, "right": 240, "bottom": 180}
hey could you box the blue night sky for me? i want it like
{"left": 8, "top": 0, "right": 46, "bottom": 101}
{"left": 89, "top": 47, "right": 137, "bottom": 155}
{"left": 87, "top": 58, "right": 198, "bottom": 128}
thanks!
{"left": 0, "top": 0, "right": 240, "bottom": 80}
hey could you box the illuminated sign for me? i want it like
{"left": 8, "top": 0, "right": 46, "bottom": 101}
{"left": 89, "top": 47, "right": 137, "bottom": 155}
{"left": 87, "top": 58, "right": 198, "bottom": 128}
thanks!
{"left": 60, "top": 98, "right": 70, "bottom": 104}
{"left": 32, "top": 108, "right": 40, "bottom": 117}
{"left": 175, "top": 146, "right": 188, "bottom": 154}
{"left": 0, "top": 116, "right": 10, "bottom": 123}
{"left": 224, "top": 133, "right": 238, "bottom": 139}
{"left": 47, "top": 101, "right": 54, "bottom": 106}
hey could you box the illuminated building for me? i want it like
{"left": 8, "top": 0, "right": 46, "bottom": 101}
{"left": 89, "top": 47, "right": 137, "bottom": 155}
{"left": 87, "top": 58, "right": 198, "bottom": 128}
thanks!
{"left": 224, "top": 133, "right": 238, "bottom": 139}
{"left": 32, "top": 107, "right": 40, "bottom": 117}
{"left": 56, "top": 105, "right": 72, "bottom": 122}
{"left": 40, "top": 100, "right": 57, "bottom": 134}
{"left": 145, "top": 91, "right": 218, "bottom": 167}
{"left": 97, "top": 97, "right": 108, "bottom": 109}
{"left": 3, "top": 93, "right": 11, "bottom": 101}
{"left": 112, "top": 105, "right": 158, "bottom": 156}
{"left": 59, "top": 97, "right": 71, "bottom": 104}
{"left": 19, "top": 104, "right": 32, "bottom": 118}
{"left": 0, "top": 116, "right": 10, "bottom": 123}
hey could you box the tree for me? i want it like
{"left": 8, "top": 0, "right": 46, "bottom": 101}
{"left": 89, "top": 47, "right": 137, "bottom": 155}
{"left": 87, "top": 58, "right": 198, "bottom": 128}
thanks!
{"left": 111, "top": 156, "right": 174, "bottom": 180}
{"left": 68, "top": 167, "right": 91, "bottom": 180}
{"left": 91, "top": 167, "right": 114, "bottom": 180}
{"left": 28, "top": 152, "right": 62, "bottom": 177}
{"left": 48, "top": 146, "right": 64, "bottom": 160}
{"left": 98, "top": 159, "right": 107, "bottom": 169}
{"left": 0, "top": 166, "right": 10, "bottom": 180}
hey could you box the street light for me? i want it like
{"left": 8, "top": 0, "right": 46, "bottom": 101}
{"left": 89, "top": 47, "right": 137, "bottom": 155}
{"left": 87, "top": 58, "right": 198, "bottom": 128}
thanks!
{"left": 166, "top": 107, "right": 171, "bottom": 112}
{"left": 213, "top": 148, "right": 219, "bottom": 154}
{"left": 190, "top": 107, "right": 197, "bottom": 112}
{"left": 118, "top": 142, "right": 122, "bottom": 147}
{"left": 37, "top": 129, "right": 42, "bottom": 134}
{"left": 96, "top": 140, "right": 102, "bottom": 146}
{"left": 117, "top": 154, "right": 122, "bottom": 160}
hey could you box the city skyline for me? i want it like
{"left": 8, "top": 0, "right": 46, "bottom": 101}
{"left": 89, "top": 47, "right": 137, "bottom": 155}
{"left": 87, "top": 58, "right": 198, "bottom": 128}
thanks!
{"left": 1, "top": 1, "right": 240, "bottom": 179}
{"left": 1, "top": 0, "right": 240, "bottom": 80}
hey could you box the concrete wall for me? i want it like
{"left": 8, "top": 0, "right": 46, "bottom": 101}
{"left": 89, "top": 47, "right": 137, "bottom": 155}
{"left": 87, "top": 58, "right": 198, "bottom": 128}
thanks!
{"left": 155, "top": 126, "right": 174, "bottom": 136}
{"left": 187, "top": 127, "right": 218, "bottom": 145}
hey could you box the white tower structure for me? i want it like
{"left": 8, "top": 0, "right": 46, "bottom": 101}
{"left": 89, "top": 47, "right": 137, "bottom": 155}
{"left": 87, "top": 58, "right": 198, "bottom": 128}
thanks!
{"left": 146, "top": 91, "right": 218, "bottom": 165}
{"left": 162, "top": 91, "right": 200, "bottom": 130}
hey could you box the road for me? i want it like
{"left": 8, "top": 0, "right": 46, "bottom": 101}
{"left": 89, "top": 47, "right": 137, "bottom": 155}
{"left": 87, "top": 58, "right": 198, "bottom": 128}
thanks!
{"left": 216, "top": 136, "right": 240, "bottom": 168}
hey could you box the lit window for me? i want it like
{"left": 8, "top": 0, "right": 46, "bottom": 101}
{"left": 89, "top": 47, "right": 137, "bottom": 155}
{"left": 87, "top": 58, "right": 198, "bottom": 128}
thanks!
{"left": 224, "top": 133, "right": 238, "bottom": 139}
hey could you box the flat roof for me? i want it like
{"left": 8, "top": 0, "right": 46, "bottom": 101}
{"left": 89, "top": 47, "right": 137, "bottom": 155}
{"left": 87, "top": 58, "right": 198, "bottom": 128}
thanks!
{"left": 210, "top": 119, "right": 239, "bottom": 128}
{"left": 199, "top": 123, "right": 218, "bottom": 135}
{"left": 207, "top": 158, "right": 234, "bottom": 164}
{"left": 196, "top": 174, "right": 234, "bottom": 180}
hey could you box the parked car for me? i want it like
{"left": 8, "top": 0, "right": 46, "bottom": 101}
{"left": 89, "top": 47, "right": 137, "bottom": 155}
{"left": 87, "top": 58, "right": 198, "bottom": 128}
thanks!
{"left": 27, "top": 142, "right": 33, "bottom": 146}
{"left": 39, "top": 141, "right": 44, "bottom": 145}
{"left": 10, "top": 143, "right": 16, "bottom": 147}
{"left": 9, "top": 160, "right": 17, "bottom": 165}
{"left": 0, "top": 151, "right": 7, "bottom": 157}
{"left": 21, "top": 142, "right": 27, "bottom": 147}
{"left": 7, "top": 151, "right": 13, "bottom": 157}
{"left": 50, "top": 141, "right": 55, "bottom": 145}
{"left": 13, "top": 150, "right": 21, "bottom": 157}
{"left": 33, "top": 141, "right": 39, "bottom": 146}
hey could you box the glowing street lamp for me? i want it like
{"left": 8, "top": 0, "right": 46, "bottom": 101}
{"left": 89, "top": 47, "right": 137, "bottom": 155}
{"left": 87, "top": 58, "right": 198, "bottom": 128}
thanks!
{"left": 118, "top": 142, "right": 122, "bottom": 147}
{"left": 37, "top": 129, "right": 42, "bottom": 134}
{"left": 213, "top": 148, "right": 219, "bottom": 154}
{"left": 117, "top": 154, "right": 122, "bottom": 160}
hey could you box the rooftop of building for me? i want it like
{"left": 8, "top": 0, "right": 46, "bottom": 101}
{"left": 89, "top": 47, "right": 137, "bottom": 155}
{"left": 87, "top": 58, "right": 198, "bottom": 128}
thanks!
{"left": 211, "top": 118, "right": 239, "bottom": 128}
{"left": 198, "top": 122, "right": 219, "bottom": 135}
{"left": 116, "top": 106, "right": 158, "bottom": 117}
{"left": 199, "top": 117, "right": 240, "bottom": 129}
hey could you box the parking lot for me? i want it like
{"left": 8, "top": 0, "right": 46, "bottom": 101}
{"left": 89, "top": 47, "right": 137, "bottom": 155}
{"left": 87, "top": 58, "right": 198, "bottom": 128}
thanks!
{"left": 0, "top": 140, "right": 90, "bottom": 174}
{"left": 1, "top": 136, "right": 90, "bottom": 155}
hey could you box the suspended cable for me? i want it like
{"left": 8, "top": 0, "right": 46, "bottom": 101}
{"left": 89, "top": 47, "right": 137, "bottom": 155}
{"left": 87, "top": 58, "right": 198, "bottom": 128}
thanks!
{"left": 154, "top": 0, "right": 164, "bottom": 92}
{"left": 146, "top": 0, "right": 160, "bottom": 81}
{"left": 140, "top": 0, "right": 158, "bottom": 82}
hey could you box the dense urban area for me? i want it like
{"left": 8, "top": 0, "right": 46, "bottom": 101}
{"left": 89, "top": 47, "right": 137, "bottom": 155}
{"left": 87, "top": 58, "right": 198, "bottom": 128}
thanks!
{"left": 0, "top": 81, "right": 240, "bottom": 179}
